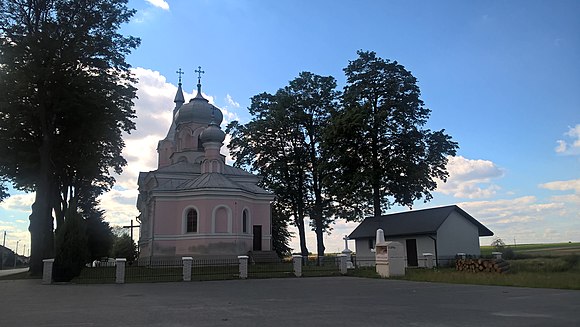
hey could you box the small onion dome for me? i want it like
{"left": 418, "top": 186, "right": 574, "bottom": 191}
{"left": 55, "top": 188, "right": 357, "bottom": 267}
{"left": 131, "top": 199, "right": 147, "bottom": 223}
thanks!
{"left": 174, "top": 90, "right": 224, "bottom": 126}
{"left": 200, "top": 123, "right": 226, "bottom": 144}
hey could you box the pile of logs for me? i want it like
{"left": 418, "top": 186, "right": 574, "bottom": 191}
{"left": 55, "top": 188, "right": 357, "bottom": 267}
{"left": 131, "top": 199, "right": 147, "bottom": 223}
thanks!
{"left": 455, "top": 258, "right": 510, "bottom": 274}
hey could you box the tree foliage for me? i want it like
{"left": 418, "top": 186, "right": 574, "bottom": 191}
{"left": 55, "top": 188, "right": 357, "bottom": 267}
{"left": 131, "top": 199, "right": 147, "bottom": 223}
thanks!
{"left": 271, "top": 200, "right": 293, "bottom": 257}
{"left": 85, "top": 208, "right": 114, "bottom": 261}
{"left": 111, "top": 234, "right": 137, "bottom": 262}
{"left": 54, "top": 211, "right": 89, "bottom": 282}
{"left": 0, "top": 0, "right": 139, "bottom": 274}
{"left": 227, "top": 72, "right": 338, "bottom": 256}
{"left": 324, "top": 51, "right": 459, "bottom": 219}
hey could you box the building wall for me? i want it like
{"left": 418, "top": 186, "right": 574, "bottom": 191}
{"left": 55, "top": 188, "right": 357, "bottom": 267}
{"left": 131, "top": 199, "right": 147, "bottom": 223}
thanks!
{"left": 354, "top": 236, "right": 436, "bottom": 267}
{"left": 437, "top": 211, "right": 481, "bottom": 260}
{"left": 139, "top": 195, "right": 272, "bottom": 257}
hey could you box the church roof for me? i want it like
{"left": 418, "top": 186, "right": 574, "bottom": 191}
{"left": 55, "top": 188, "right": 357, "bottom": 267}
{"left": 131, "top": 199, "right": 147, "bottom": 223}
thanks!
{"left": 139, "top": 161, "right": 270, "bottom": 195}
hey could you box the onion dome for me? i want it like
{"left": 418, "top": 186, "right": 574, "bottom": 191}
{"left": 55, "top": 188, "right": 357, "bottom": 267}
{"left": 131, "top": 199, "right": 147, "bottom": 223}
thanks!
{"left": 174, "top": 70, "right": 223, "bottom": 126}
{"left": 200, "top": 122, "right": 226, "bottom": 144}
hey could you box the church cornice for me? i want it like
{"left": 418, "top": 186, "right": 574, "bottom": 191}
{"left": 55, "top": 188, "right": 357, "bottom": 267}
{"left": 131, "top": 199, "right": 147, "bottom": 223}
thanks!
{"left": 151, "top": 189, "right": 274, "bottom": 202}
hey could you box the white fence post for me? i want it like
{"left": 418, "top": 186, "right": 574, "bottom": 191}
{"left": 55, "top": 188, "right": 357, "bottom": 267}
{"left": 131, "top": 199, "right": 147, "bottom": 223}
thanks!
{"left": 338, "top": 254, "right": 347, "bottom": 275}
{"left": 423, "top": 253, "right": 434, "bottom": 268}
{"left": 115, "top": 258, "right": 126, "bottom": 284}
{"left": 292, "top": 255, "right": 302, "bottom": 277}
{"left": 42, "top": 259, "right": 55, "bottom": 285}
{"left": 182, "top": 257, "right": 193, "bottom": 282}
{"left": 238, "top": 255, "right": 248, "bottom": 279}
{"left": 457, "top": 252, "right": 466, "bottom": 260}
{"left": 492, "top": 252, "right": 503, "bottom": 260}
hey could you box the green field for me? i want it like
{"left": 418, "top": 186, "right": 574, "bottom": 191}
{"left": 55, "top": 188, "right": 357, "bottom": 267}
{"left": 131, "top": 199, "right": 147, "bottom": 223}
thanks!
{"left": 400, "top": 243, "right": 580, "bottom": 290}
{"left": 480, "top": 242, "right": 580, "bottom": 257}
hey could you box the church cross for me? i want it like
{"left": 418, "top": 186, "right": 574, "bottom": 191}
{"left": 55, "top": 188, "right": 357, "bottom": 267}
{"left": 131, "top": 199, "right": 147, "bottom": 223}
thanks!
{"left": 195, "top": 66, "right": 205, "bottom": 82}
{"left": 176, "top": 68, "right": 184, "bottom": 84}
{"left": 122, "top": 219, "right": 140, "bottom": 241}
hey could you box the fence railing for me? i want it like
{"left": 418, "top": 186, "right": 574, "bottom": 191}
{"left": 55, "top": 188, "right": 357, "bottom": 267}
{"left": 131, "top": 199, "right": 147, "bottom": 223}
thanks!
{"left": 54, "top": 255, "right": 345, "bottom": 285}
{"left": 125, "top": 257, "right": 183, "bottom": 283}
{"left": 190, "top": 257, "right": 239, "bottom": 281}
{"left": 302, "top": 256, "right": 342, "bottom": 277}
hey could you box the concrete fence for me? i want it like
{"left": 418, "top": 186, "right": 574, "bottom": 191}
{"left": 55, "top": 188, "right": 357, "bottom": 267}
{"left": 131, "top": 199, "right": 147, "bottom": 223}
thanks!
{"left": 42, "top": 255, "right": 349, "bottom": 285}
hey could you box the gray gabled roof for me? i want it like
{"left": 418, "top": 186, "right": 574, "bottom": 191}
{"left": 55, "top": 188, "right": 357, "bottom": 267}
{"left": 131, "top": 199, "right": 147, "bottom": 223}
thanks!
{"left": 348, "top": 205, "right": 493, "bottom": 239}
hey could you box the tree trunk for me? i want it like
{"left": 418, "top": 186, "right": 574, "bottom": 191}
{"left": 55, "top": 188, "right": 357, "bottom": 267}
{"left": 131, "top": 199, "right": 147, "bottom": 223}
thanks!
{"left": 296, "top": 217, "right": 308, "bottom": 257}
{"left": 28, "top": 135, "right": 55, "bottom": 276}
{"left": 314, "top": 219, "right": 325, "bottom": 257}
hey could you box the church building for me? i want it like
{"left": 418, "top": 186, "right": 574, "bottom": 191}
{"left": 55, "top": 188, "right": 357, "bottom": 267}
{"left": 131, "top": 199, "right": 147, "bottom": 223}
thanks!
{"left": 136, "top": 68, "right": 274, "bottom": 258}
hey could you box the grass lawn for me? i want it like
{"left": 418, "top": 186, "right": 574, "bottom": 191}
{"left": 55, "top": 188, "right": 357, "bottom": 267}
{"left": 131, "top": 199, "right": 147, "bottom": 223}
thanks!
{"left": 347, "top": 250, "right": 580, "bottom": 290}
{"left": 402, "top": 268, "right": 580, "bottom": 290}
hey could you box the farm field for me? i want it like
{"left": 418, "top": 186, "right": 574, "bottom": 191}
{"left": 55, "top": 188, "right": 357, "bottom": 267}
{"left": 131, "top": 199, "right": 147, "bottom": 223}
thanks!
{"left": 480, "top": 242, "right": 580, "bottom": 256}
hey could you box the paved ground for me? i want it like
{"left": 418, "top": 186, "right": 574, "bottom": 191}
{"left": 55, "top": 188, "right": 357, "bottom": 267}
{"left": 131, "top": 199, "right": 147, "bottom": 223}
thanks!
{"left": 1, "top": 277, "right": 579, "bottom": 327}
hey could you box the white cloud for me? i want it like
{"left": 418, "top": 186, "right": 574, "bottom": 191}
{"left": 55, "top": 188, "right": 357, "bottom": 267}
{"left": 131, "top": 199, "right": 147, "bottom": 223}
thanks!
{"left": 98, "top": 189, "right": 140, "bottom": 226}
{"left": 226, "top": 94, "right": 240, "bottom": 108}
{"left": 555, "top": 124, "right": 580, "bottom": 155}
{"left": 146, "top": 0, "right": 169, "bottom": 10}
{"left": 0, "top": 193, "right": 35, "bottom": 212}
{"left": 436, "top": 156, "right": 503, "bottom": 199}
{"left": 555, "top": 140, "right": 567, "bottom": 153}
{"left": 539, "top": 178, "right": 580, "bottom": 193}
{"left": 458, "top": 193, "right": 579, "bottom": 244}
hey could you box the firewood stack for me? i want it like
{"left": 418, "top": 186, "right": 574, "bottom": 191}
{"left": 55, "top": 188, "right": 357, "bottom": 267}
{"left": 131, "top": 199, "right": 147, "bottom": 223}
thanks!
{"left": 455, "top": 258, "right": 510, "bottom": 273}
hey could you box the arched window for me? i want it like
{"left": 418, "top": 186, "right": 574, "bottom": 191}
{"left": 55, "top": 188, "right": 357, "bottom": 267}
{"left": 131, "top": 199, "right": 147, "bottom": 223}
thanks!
{"left": 186, "top": 209, "right": 198, "bottom": 233}
{"left": 242, "top": 210, "right": 248, "bottom": 234}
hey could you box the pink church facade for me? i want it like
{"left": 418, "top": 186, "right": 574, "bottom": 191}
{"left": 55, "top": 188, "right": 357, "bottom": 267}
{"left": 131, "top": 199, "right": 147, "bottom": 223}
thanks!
{"left": 136, "top": 73, "right": 273, "bottom": 258}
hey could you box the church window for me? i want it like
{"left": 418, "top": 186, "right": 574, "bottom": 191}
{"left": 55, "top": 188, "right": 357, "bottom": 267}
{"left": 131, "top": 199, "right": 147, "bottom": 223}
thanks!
{"left": 186, "top": 209, "right": 198, "bottom": 233}
{"left": 242, "top": 210, "right": 248, "bottom": 234}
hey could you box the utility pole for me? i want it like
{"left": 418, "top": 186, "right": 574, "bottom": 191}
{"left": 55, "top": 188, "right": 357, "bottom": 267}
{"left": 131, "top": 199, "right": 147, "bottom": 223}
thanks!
{"left": 0, "top": 231, "right": 4, "bottom": 270}
{"left": 14, "top": 240, "right": 20, "bottom": 268}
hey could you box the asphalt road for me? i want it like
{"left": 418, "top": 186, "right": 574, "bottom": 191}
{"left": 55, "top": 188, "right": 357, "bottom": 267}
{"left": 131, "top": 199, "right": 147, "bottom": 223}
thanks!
{"left": 1, "top": 277, "right": 579, "bottom": 327}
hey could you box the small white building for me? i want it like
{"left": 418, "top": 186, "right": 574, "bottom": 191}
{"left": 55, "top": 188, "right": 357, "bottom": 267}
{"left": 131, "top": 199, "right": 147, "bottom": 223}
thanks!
{"left": 348, "top": 205, "right": 493, "bottom": 267}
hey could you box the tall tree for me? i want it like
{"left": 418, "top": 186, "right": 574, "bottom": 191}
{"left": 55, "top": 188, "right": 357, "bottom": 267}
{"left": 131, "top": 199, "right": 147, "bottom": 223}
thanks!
{"left": 227, "top": 72, "right": 339, "bottom": 256}
{"left": 282, "top": 72, "right": 338, "bottom": 256}
{"left": 324, "top": 51, "right": 458, "bottom": 220}
{"left": 0, "top": 0, "right": 139, "bottom": 275}
{"left": 227, "top": 93, "right": 310, "bottom": 256}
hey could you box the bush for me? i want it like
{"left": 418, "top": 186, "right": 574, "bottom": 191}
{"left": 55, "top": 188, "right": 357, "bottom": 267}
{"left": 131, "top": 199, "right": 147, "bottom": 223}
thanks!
{"left": 111, "top": 235, "right": 137, "bottom": 262}
{"left": 54, "top": 212, "right": 90, "bottom": 282}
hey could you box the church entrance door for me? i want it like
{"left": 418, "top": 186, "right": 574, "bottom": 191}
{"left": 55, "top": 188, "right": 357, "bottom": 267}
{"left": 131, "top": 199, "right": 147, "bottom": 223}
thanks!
{"left": 253, "top": 225, "right": 262, "bottom": 251}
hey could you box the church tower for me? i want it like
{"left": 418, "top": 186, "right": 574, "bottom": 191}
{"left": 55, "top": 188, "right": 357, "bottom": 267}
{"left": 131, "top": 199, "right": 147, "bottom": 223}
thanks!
{"left": 137, "top": 67, "right": 274, "bottom": 258}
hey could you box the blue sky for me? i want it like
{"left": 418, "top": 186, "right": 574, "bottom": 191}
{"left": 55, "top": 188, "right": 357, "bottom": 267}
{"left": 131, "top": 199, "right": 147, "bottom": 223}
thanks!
{"left": 1, "top": 0, "right": 579, "bottom": 254}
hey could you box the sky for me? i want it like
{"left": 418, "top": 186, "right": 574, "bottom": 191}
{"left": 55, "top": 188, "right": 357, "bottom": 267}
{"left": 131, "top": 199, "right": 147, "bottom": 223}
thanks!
{"left": 1, "top": 0, "right": 579, "bottom": 255}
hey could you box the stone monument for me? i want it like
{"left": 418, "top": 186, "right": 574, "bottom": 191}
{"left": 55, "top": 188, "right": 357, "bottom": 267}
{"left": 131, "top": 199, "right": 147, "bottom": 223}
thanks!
{"left": 341, "top": 235, "right": 354, "bottom": 269}
{"left": 375, "top": 229, "right": 405, "bottom": 277}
